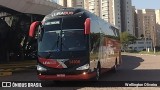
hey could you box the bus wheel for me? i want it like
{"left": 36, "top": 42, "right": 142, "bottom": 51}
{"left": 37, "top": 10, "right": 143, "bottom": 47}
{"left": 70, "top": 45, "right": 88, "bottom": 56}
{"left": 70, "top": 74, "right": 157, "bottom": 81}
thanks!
{"left": 94, "top": 63, "right": 101, "bottom": 81}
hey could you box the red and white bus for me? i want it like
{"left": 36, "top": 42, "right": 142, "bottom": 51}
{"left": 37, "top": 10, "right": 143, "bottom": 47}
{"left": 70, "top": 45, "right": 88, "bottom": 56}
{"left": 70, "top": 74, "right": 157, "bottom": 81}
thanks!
{"left": 29, "top": 8, "right": 121, "bottom": 81}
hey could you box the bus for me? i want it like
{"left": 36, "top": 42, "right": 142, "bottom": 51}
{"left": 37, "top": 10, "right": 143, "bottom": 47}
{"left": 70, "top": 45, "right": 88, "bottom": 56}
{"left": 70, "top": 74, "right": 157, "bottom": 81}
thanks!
{"left": 29, "top": 8, "right": 121, "bottom": 81}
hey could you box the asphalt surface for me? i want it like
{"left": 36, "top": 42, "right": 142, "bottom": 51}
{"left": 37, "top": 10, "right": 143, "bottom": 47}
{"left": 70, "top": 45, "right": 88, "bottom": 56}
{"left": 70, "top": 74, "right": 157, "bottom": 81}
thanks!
{"left": 1, "top": 54, "right": 160, "bottom": 90}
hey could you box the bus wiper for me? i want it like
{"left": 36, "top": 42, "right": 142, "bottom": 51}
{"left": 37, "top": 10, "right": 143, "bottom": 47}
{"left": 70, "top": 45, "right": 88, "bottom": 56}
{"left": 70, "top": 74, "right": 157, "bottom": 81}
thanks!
{"left": 46, "top": 35, "right": 60, "bottom": 58}
{"left": 51, "top": 35, "right": 60, "bottom": 51}
{"left": 54, "top": 35, "right": 60, "bottom": 51}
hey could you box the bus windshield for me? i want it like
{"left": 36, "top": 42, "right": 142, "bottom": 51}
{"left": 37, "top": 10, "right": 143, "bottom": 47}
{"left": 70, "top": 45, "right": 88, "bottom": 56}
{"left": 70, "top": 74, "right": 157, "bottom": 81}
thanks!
{"left": 38, "top": 17, "right": 86, "bottom": 52}
{"left": 62, "top": 29, "right": 86, "bottom": 51}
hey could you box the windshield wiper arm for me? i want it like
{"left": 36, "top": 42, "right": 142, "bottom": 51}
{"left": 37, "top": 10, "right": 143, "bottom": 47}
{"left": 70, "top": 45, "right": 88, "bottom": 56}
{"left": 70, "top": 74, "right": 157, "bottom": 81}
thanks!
{"left": 46, "top": 35, "right": 60, "bottom": 58}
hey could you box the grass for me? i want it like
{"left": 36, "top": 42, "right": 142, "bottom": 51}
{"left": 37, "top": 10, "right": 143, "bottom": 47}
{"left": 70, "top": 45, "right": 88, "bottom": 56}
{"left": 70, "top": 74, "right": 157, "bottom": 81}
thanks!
{"left": 138, "top": 51, "right": 160, "bottom": 55}
{"left": 122, "top": 50, "right": 160, "bottom": 55}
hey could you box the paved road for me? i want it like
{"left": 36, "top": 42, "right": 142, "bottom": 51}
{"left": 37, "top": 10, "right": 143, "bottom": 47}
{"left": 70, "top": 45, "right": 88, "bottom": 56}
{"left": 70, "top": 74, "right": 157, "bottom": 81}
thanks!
{"left": 1, "top": 54, "right": 160, "bottom": 90}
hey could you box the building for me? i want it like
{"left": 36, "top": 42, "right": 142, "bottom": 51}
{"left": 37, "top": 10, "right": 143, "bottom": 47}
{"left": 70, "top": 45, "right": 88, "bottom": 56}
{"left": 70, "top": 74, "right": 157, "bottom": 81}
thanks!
{"left": 58, "top": 0, "right": 137, "bottom": 36}
{"left": 142, "top": 9, "right": 157, "bottom": 47}
{"left": 135, "top": 9, "right": 158, "bottom": 48}
{"left": 47, "top": 0, "right": 57, "bottom": 3}
{"left": 58, "top": 0, "right": 84, "bottom": 7}
{"left": 87, "top": 0, "right": 121, "bottom": 30}
{"left": 155, "top": 10, "right": 160, "bottom": 46}
{"left": 84, "top": 0, "right": 100, "bottom": 16}
{"left": 135, "top": 10, "right": 144, "bottom": 38}
{"left": 132, "top": 6, "right": 136, "bottom": 37}
{"left": 120, "top": 0, "right": 134, "bottom": 35}
{"left": 58, "top": 0, "right": 121, "bottom": 31}
{"left": 108, "top": 0, "right": 121, "bottom": 30}
{"left": 128, "top": 39, "right": 153, "bottom": 51}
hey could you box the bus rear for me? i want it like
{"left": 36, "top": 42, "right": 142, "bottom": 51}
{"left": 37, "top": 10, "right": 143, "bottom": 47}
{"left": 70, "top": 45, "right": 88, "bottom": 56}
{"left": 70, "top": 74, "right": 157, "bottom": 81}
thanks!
{"left": 30, "top": 8, "right": 96, "bottom": 80}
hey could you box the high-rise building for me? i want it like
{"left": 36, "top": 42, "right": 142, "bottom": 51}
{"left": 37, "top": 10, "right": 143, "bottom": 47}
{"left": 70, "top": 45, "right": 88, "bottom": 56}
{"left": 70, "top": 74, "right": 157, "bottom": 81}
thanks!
{"left": 85, "top": 0, "right": 121, "bottom": 30}
{"left": 108, "top": 0, "right": 121, "bottom": 30}
{"left": 58, "top": 0, "right": 135, "bottom": 35}
{"left": 155, "top": 10, "right": 160, "bottom": 46}
{"left": 132, "top": 6, "right": 136, "bottom": 37}
{"left": 120, "top": 0, "right": 134, "bottom": 35}
{"left": 135, "top": 9, "right": 158, "bottom": 47}
{"left": 135, "top": 9, "right": 143, "bottom": 38}
{"left": 142, "top": 9, "right": 157, "bottom": 47}
{"left": 58, "top": 0, "right": 84, "bottom": 7}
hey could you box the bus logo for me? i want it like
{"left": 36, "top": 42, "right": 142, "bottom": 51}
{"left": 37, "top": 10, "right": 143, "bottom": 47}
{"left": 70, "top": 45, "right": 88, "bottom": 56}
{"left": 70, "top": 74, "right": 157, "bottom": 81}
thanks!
{"left": 69, "top": 60, "right": 80, "bottom": 64}
{"left": 42, "top": 61, "right": 56, "bottom": 65}
{"left": 53, "top": 11, "right": 74, "bottom": 16}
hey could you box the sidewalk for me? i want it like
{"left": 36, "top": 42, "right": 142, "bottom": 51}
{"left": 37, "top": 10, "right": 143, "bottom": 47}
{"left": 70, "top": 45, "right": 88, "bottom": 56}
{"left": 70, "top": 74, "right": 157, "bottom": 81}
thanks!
{"left": 0, "top": 60, "right": 36, "bottom": 76}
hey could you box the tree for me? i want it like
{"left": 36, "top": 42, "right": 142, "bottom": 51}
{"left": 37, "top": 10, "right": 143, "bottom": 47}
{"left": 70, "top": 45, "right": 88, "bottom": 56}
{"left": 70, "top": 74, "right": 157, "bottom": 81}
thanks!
{"left": 128, "top": 35, "right": 137, "bottom": 44}
{"left": 140, "top": 34, "right": 144, "bottom": 39}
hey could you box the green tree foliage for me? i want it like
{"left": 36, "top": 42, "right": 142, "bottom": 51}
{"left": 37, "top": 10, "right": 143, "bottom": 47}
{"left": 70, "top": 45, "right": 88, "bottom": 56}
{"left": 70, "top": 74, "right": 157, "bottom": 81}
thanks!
{"left": 120, "top": 32, "right": 137, "bottom": 51}
{"left": 120, "top": 32, "right": 130, "bottom": 45}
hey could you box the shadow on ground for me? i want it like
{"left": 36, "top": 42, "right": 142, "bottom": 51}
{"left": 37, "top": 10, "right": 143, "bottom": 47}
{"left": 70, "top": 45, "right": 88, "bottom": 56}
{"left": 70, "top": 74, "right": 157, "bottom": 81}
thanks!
{"left": 100, "top": 55, "right": 160, "bottom": 81}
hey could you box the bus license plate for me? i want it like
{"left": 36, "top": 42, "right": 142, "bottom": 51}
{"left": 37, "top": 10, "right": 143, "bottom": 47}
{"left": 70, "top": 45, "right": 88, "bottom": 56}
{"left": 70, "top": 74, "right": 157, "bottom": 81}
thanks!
{"left": 57, "top": 74, "right": 65, "bottom": 77}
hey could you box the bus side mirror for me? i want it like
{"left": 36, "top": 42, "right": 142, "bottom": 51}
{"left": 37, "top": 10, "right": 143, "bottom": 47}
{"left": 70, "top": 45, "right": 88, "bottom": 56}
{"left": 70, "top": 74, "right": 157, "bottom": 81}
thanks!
{"left": 29, "top": 21, "right": 41, "bottom": 38}
{"left": 84, "top": 18, "right": 90, "bottom": 34}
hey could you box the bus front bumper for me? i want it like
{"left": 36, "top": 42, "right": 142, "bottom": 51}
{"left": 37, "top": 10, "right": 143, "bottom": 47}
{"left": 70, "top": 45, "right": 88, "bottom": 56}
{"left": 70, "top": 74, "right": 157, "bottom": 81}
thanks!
{"left": 38, "top": 72, "right": 96, "bottom": 80}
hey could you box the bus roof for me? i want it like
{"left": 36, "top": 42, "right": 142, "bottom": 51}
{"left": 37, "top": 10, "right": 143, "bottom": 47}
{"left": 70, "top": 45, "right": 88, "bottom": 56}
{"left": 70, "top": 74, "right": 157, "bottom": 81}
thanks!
{"left": 42, "top": 7, "right": 120, "bottom": 31}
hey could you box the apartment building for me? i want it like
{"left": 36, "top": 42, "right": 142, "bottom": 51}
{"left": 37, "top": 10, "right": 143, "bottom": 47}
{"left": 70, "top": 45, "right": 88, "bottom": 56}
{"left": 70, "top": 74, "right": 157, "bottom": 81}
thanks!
{"left": 58, "top": 0, "right": 121, "bottom": 31}
{"left": 86, "top": 0, "right": 100, "bottom": 16}
{"left": 135, "top": 9, "right": 158, "bottom": 47}
{"left": 108, "top": 0, "right": 121, "bottom": 30}
{"left": 87, "top": 0, "right": 121, "bottom": 30}
{"left": 132, "top": 6, "right": 136, "bottom": 37}
{"left": 135, "top": 10, "right": 144, "bottom": 38}
{"left": 142, "top": 9, "right": 157, "bottom": 47}
{"left": 120, "top": 0, "right": 134, "bottom": 35}
{"left": 58, "top": 0, "right": 84, "bottom": 7}
{"left": 155, "top": 10, "right": 160, "bottom": 46}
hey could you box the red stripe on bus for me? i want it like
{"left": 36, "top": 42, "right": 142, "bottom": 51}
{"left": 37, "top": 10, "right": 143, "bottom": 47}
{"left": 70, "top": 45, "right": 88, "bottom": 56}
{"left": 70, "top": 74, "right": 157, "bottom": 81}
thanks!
{"left": 39, "top": 58, "right": 63, "bottom": 68}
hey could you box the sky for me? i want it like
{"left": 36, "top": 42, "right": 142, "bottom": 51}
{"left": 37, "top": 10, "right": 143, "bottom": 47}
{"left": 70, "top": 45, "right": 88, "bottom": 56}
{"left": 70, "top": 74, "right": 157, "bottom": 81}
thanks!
{"left": 54, "top": 0, "right": 160, "bottom": 9}
{"left": 132, "top": 0, "right": 160, "bottom": 9}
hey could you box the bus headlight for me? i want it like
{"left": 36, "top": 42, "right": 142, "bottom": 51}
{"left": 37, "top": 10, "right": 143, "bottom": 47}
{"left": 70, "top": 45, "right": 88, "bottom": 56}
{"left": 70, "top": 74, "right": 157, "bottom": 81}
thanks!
{"left": 76, "top": 64, "right": 89, "bottom": 70}
{"left": 37, "top": 65, "right": 47, "bottom": 71}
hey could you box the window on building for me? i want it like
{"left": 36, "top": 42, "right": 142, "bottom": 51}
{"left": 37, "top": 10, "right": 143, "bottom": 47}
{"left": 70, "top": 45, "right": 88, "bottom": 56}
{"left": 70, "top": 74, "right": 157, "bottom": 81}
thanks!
{"left": 138, "top": 42, "right": 144, "bottom": 44}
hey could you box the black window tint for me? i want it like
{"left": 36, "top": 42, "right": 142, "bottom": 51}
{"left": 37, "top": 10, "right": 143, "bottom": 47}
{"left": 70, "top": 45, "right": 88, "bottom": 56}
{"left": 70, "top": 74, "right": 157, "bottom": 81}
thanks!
{"left": 43, "top": 19, "right": 61, "bottom": 31}
{"left": 62, "top": 16, "right": 85, "bottom": 29}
